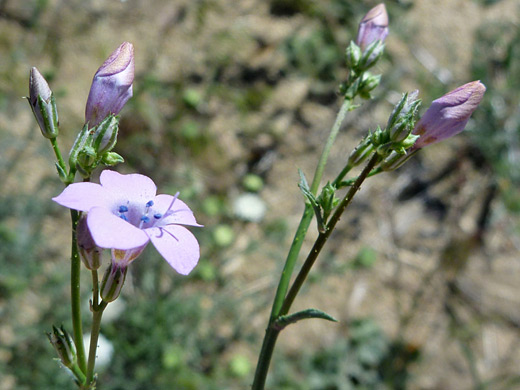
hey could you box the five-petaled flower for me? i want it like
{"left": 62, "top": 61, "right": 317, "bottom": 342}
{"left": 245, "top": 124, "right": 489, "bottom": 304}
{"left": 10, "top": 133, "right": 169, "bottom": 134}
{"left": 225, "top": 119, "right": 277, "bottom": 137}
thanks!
{"left": 53, "top": 170, "right": 201, "bottom": 275}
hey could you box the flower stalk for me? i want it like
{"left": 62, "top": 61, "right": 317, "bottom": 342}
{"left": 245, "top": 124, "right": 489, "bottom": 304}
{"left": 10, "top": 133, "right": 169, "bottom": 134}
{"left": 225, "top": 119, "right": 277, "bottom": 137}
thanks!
{"left": 268, "top": 98, "right": 353, "bottom": 322}
{"left": 252, "top": 153, "right": 380, "bottom": 390}
{"left": 70, "top": 209, "right": 87, "bottom": 375}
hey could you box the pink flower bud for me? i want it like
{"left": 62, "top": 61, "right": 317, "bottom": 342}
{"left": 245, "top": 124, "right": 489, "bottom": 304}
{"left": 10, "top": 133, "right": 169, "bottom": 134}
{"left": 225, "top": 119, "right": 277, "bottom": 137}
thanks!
{"left": 85, "top": 42, "right": 134, "bottom": 128}
{"left": 412, "top": 81, "right": 486, "bottom": 149}
{"left": 356, "top": 4, "right": 389, "bottom": 51}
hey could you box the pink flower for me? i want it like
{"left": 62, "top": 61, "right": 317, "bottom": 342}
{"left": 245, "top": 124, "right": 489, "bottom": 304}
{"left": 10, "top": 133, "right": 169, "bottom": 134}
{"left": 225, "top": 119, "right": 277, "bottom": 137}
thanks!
{"left": 412, "top": 81, "right": 486, "bottom": 149}
{"left": 53, "top": 170, "right": 201, "bottom": 275}
{"left": 356, "top": 4, "right": 389, "bottom": 51}
{"left": 85, "top": 42, "right": 135, "bottom": 128}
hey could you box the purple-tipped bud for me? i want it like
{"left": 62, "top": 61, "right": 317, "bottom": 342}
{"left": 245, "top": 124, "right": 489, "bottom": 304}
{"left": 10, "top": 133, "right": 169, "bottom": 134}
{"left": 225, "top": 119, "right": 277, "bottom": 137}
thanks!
{"left": 412, "top": 81, "right": 486, "bottom": 149}
{"left": 85, "top": 42, "right": 134, "bottom": 128}
{"left": 77, "top": 215, "right": 103, "bottom": 270}
{"left": 29, "top": 67, "right": 59, "bottom": 138}
{"left": 356, "top": 4, "right": 389, "bottom": 51}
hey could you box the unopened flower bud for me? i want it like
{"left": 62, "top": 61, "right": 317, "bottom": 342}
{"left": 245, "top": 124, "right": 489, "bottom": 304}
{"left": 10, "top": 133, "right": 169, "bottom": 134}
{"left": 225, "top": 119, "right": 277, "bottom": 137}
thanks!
{"left": 76, "top": 146, "right": 97, "bottom": 174}
{"left": 77, "top": 215, "right": 102, "bottom": 270}
{"left": 28, "top": 67, "right": 59, "bottom": 139}
{"left": 85, "top": 42, "right": 134, "bottom": 128}
{"left": 345, "top": 41, "right": 362, "bottom": 70}
{"left": 412, "top": 81, "right": 486, "bottom": 150}
{"left": 380, "top": 149, "right": 418, "bottom": 171}
{"left": 47, "top": 325, "right": 76, "bottom": 368}
{"left": 100, "top": 262, "right": 127, "bottom": 303}
{"left": 358, "top": 73, "right": 381, "bottom": 99}
{"left": 356, "top": 4, "right": 388, "bottom": 51}
{"left": 101, "top": 151, "right": 125, "bottom": 166}
{"left": 318, "top": 182, "right": 338, "bottom": 216}
{"left": 348, "top": 136, "right": 374, "bottom": 167}
{"left": 386, "top": 91, "right": 421, "bottom": 142}
{"left": 92, "top": 114, "right": 119, "bottom": 155}
{"left": 69, "top": 124, "right": 90, "bottom": 170}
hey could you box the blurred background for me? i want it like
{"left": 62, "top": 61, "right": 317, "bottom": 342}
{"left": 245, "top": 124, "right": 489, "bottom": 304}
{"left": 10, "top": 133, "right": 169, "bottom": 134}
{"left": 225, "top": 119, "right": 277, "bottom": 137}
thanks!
{"left": 1, "top": 0, "right": 520, "bottom": 389}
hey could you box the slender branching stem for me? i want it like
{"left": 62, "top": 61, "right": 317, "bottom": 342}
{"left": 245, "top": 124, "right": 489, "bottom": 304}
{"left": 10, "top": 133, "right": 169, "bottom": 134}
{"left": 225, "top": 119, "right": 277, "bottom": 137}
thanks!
{"left": 70, "top": 209, "right": 87, "bottom": 375}
{"left": 84, "top": 300, "right": 108, "bottom": 389}
{"left": 269, "top": 98, "right": 352, "bottom": 323}
{"left": 49, "top": 137, "right": 67, "bottom": 173}
{"left": 336, "top": 166, "right": 382, "bottom": 188}
{"left": 252, "top": 99, "right": 354, "bottom": 390}
{"left": 280, "top": 153, "right": 381, "bottom": 315}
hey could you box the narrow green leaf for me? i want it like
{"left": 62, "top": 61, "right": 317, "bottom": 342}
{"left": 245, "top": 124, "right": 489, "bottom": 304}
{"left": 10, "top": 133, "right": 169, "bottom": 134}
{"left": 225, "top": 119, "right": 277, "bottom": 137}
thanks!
{"left": 298, "top": 169, "right": 326, "bottom": 232}
{"left": 273, "top": 308, "right": 338, "bottom": 330}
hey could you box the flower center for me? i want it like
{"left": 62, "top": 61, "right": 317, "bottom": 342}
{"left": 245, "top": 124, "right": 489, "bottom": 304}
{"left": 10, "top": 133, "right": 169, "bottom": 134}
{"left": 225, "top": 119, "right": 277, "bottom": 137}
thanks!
{"left": 116, "top": 192, "right": 180, "bottom": 230}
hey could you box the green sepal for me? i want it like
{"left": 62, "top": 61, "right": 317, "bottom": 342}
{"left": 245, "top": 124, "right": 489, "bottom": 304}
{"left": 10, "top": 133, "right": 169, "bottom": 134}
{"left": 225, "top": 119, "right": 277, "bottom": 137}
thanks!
{"left": 359, "top": 40, "right": 385, "bottom": 71}
{"left": 317, "top": 182, "right": 339, "bottom": 223}
{"left": 69, "top": 123, "right": 90, "bottom": 169}
{"left": 55, "top": 162, "right": 68, "bottom": 183}
{"left": 358, "top": 72, "right": 381, "bottom": 100}
{"left": 345, "top": 41, "right": 362, "bottom": 71}
{"left": 37, "top": 93, "right": 59, "bottom": 139}
{"left": 273, "top": 308, "right": 338, "bottom": 331}
{"left": 298, "top": 169, "right": 326, "bottom": 233}
{"left": 92, "top": 115, "right": 119, "bottom": 155}
{"left": 101, "top": 151, "right": 124, "bottom": 166}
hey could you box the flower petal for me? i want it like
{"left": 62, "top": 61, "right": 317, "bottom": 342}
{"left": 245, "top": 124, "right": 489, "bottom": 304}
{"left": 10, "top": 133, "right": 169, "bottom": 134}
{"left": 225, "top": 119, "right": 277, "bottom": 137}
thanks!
{"left": 85, "top": 42, "right": 134, "bottom": 127}
{"left": 147, "top": 225, "right": 200, "bottom": 275}
{"left": 87, "top": 207, "right": 150, "bottom": 250}
{"left": 100, "top": 170, "right": 157, "bottom": 202}
{"left": 53, "top": 182, "right": 112, "bottom": 211}
{"left": 153, "top": 194, "right": 203, "bottom": 227}
{"left": 412, "top": 81, "right": 486, "bottom": 149}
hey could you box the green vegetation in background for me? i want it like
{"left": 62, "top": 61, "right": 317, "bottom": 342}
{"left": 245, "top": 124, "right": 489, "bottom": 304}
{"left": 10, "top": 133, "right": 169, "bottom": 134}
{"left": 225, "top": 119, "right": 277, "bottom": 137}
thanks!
{"left": 470, "top": 21, "right": 520, "bottom": 212}
{"left": 270, "top": 318, "right": 420, "bottom": 390}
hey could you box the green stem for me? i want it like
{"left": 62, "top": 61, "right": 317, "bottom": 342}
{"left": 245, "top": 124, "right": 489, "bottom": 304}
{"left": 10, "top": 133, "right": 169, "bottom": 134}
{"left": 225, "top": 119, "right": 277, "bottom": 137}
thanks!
{"left": 269, "top": 98, "right": 352, "bottom": 322}
{"left": 84, "top": 301, "right": 107, "bottom": 389}
{"left": 70, "top": 209, "right": 87, "bottom": 375}
{"left": 337, "top": 166, "right": 382, "bottom": 188}
{"left": 49, "top": 137, "right": 67, "bottom": 173}
{"left": 332, "top": 163, "right": 354, "bottom": 188}
{"left": 251, "top": 328, "right": 281, "bottom": 390}
{"left": 252, "top": 99, "right": 353, "bottom": 390}
{"left": 309, "top": 99, "right": 352, "bottom": 194}
{"left": 280, "top": 153, "right": 381, "bottom": 316}
{"left": 91, "top": 270, "right": 99, "bottom": 309}
{"left": 71, "top": 364, "right": 87, "bottom": 385}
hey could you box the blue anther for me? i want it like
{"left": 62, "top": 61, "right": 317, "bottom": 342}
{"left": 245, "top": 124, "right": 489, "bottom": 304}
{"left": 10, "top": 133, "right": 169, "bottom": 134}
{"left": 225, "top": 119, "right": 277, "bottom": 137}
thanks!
{"left": 119, "top": 205, "right": 129, "bottom": 213}
{"left": 154, "top": 213, "right": 162, "bottom": 219}
{"left": 146, "top": 200, "right": 154, "bottom": 207}
{"left": 141, "top": 216, "right": 150, "bottom": 223}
